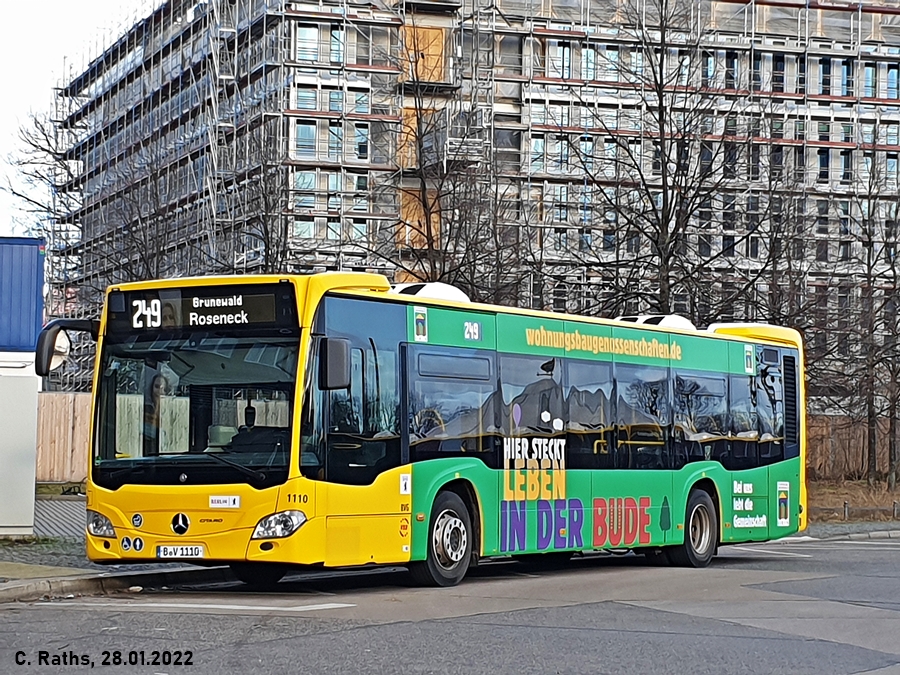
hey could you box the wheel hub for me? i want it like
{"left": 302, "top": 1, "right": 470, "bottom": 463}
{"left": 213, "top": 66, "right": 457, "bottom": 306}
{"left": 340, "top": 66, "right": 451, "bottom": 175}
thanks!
{"left": 433, "top": 509, "right": 467, "bottom": 570}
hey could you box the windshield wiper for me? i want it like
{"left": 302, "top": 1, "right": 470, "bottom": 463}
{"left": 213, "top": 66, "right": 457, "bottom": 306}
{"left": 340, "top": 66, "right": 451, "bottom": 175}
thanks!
{"left": 202, "top": 452, "right": 267, "bottom": 483}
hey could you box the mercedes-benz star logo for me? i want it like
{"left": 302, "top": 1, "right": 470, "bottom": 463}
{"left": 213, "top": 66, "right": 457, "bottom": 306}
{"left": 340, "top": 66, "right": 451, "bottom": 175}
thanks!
{"left": 171, "top": 513, "right": 190, "bottom": 535}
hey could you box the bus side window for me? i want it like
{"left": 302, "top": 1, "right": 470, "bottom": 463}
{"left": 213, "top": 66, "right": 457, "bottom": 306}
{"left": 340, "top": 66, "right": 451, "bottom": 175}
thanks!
{"left": 407, "top": 347, "right": 498, "bottom": 466}
{"left": 757, "top": 362, "right": 784, "bottom": 466}
{"left": 616, "top": 364, "right": 670, "bottom": 470}
{"left": 673, "top": 372, "right": 727, "bottom": 467}
{"left": 565, "top": 359, "right": 614, "bottom": 470}
{"left": 499, "top": 354, "right": 564, "bottom": 440}
{"left": 727, "top": 375, "right": 758, "bottom": 470}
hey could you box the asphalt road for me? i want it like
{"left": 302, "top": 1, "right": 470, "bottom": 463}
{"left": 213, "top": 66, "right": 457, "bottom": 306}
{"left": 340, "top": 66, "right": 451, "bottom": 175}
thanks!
{"left": 2, "top": 538, "right": 900, "bottom": 675}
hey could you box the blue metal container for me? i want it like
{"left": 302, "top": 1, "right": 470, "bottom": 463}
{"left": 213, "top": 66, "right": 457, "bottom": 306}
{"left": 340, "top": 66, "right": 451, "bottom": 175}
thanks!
{"left": 0, "top": 237, "right": 45, "bottom": 352}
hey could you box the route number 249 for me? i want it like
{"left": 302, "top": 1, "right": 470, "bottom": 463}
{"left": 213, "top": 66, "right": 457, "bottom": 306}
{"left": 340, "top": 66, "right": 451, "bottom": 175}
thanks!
{"left": 132, "top": 299, "right": 161, "bottom": 328}
{"left": 464, "top": 321, "right": 482, "bottom": 341}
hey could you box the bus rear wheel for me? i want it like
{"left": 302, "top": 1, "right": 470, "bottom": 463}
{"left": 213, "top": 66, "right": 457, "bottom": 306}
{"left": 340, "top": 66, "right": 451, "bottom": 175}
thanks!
{"left": 667, "top": 489, "right": 717, "bottom": 568}
{"left": 409, "top": 491, "right": 472, "bottom": 587}
{"left": 229, "top": 562, "right": 288, "bottom": 588}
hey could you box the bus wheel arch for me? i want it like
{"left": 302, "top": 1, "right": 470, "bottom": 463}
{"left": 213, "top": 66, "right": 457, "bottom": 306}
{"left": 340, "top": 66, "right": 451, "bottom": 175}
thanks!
{"left": 442, "top": 479, "right": 482, "bottom": 564}
{"left": 409, "top": 480, "right": 479, "bottom": 587}
{"left": 668, "top": 480, "right": 719, "bottom": 568}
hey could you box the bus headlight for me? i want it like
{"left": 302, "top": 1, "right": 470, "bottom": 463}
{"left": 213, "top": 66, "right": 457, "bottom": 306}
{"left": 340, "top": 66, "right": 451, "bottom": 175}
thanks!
{"left": 86, "top": 510, "right": 116, "bottom": 538}
{"left": 252, "top": 511, "right": 307, "bottom": 539}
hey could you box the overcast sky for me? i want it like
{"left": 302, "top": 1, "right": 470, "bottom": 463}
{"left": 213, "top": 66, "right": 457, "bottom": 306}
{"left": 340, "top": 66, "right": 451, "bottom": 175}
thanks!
{"left": 0, "top": 0, "right": 159, "bottom": 238}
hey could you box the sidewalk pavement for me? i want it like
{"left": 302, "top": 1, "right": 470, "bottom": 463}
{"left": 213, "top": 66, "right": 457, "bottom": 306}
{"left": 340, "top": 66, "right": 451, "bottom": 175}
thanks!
{"left": 0, "top": 496, "right": 230, "bottom": 603}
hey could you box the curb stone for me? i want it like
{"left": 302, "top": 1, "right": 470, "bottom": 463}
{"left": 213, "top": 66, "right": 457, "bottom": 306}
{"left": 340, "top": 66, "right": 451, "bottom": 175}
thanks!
{"left": 0, "top": 566, "right": 233, "bottom": 604}
{"left": 824, "top": 529, "right": 900, "bottom": 541}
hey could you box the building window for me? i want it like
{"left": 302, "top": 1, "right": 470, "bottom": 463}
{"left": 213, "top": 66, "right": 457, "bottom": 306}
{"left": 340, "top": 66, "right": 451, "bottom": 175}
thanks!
{"left": 750, "top": 144, "right": 761, "bottom": 180}
{"left": 296, "top": 121, "right": 316, "bottom": 156}
{"left": 747, "top": 236, "right": 760, "bottom": 259}
{"left": 297, "top": 25, "right": 318, "bottom": 61}
{"left": 554, "top": 227, "right": 567, "bottom": 250}
{"left": 354, "top": 123, "right": 369, "bottom": 159}
{"left": 354, "top": 91, "right": 370, "bottom": 113}
{"left": 816, "top": 200, "right": 829, "bottom": 234}
{"left": 842, "top": 60, "right": 854, "bottom": 96}
{"left": 351, "top": 219, "right": 367, "bottom": 241}
{"left": 722, "top": 235, "right": 735, "bottom": 257}
{"left": 864, "top": 62, "right": 877, "bottom": 97}
{"left": 752, "top": 51, "right": 762, "bottom": 91}
{"left": 819, "top": 58, "right": 831, "bottom": 95}
{"left": 326, "top": 218, "right": 341, "bottom": 240}
{"left": 841, "top": 150, "right": 853, "bottom": 182}
{"left": 600, "top": 227, "right": 614, "bottom": 251}
{"left": 699, "top": 234, "right": 711, "bottom": 258}
{"left": 889, "top": 64, "right": 900, "bottom": 99}
{"left": 797, "top": 55, "right": 806, "bottom": 94}
{"left": 583, "top": 45, "right": 597, "bottom": 80}
{"left": 839, "top": 241, "right": 851, "bottom": 261}
{"left": 818, "top": 121, "right": 830, "bottom": 141}
{"left": 702, "top": 51, "right": 715, "bottom": 87}
{"left": 551, "top": 184, "right": 568, "bottom": 222}
{"left": 293, "top": 216, "right": 315, "bottom": 238}
{"left": 725, "top": 50, "right": 738, "bottom": 88}
{"left": 724, "top": 142, "right": 737, "bottom": 178}
{"left": 530, "top": 135, "right": 545, "bottom": 172}
{"left": 795, "top": 120, "right": 806, "bottom": 140}
{"left": 723, "top": 194, "right": 736, "bottom": 230}
{"left": 794, "top": 146, "right": 806, "bottom": 181}
{"left": 329, "top": 91, "right": 343, "bottom": 112}
{"left": 773, "top": 54, "right": 785, "bottom": 92}
{"left": 579, "top": 228, "right": 592, "bottom": 251}
{"left": 328, "top": 122, "right": 343, "bottom": 159}
{"left": 330, "top": 27, "right": 345, "bottom": 64}
{"left": 626, "top": 231, "right": 640, "bottom": 253}
{"left": 816, "top": 240, "right": 829, "bottom": 262}
{"left": 294, "top": 170, "right": 316, "bottom": 209}
{"left": 297, "top": 88, "right": 317, "bottom": 110}
{"left": 818, "top": 149, "right": 830, "bottom": 182}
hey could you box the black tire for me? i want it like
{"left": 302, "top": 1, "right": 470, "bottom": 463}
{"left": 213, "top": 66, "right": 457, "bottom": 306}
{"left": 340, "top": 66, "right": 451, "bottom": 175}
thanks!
{"left": 667, "top": 489, "right": 718, "bottom": 568}
{"left": 409, "top": 491, "right": 472, "bottom": 587}
{"left": 229, "top": 562, "right": 288, "bottom": 588}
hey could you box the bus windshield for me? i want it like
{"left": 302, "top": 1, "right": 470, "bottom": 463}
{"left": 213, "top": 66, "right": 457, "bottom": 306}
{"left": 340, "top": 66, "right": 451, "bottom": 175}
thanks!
{"left": 93, "top": 333, "right": 299, "bottom": 490}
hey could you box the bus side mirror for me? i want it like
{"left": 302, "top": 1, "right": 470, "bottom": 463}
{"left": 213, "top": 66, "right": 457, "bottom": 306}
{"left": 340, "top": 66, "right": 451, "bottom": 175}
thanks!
{"left": 319, "top": 337, "right": 351, "bottom": 390}
{"left": 34, "top": 318, "right": 99, "bottom": 377}
{"left": 35, "top": 325, "right": 72, "bottom": 377}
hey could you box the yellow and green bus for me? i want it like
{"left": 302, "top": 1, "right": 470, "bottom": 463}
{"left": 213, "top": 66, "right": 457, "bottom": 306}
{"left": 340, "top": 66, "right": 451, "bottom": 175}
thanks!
{"left": 36, "top": 272, "right": 806, "bottom": 587}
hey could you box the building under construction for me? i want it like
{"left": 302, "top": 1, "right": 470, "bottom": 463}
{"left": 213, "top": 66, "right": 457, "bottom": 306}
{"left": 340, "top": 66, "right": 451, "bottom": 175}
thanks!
{"left": 49, "top": 0, "right": 900, "bottom": 352}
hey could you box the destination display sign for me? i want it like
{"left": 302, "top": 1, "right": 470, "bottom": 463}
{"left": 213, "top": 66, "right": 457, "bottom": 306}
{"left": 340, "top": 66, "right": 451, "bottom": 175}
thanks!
{"left": 106, "top": 284, "right": 296, "bottom": 333}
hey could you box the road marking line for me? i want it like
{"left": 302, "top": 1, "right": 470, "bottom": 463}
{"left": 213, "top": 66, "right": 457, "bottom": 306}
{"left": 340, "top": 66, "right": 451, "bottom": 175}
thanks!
{"left": 732, "top": 546, "right": 812, "bottom": 558}
{"left": 36, "top": 601, "right": 355, "bottom": 613}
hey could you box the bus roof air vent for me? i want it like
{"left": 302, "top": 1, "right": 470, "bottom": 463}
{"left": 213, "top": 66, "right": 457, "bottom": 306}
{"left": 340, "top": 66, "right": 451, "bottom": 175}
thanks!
{"left": 391, "top": 282, "right": 470, "bottom": 303}
{"left": 615, "top": 314, "right": 697, "bottom": 330}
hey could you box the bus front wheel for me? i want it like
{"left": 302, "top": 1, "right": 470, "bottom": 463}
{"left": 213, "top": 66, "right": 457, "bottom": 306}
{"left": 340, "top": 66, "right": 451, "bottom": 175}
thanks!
{"left": 667, "top": 489, "right": 717, "bottom": 568}
{"left": 409, "top": 491, "right": 472, "bottom": 587}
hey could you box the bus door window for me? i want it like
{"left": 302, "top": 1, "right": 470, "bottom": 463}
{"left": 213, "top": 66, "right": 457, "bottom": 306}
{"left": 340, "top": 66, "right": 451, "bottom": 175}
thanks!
{"left": 318, "top": 296, "right": 404, "bottom": 485}
{"left": 407, "top": 346, "right": 498, "bottom": 466}
{"left": 727, "top": 374, "right": 758, "bottom": 470}
{"left": 756, "top": 348, "right": 784, "bottom": 465}
{"left": 299, "top": 339, "right": 326, "bottom": 480}
{"left": 617, "top": 364, "right": 671, "bottom": 470}
{"left": 564, "top": 359, "right": 614, "bottom": 469}
{"left": 673, "top": 372, "right": 727, "bottom": 466}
